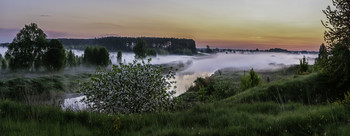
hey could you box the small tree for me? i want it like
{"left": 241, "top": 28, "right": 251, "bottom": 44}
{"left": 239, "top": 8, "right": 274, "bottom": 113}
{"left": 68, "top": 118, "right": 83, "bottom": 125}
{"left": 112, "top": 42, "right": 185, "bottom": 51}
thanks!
{"left": 43, "top": 39, "right": 66, "bottom": 71}
{"left": 117, "top": 50, "right": 122, "bottom": 63}
{"left": 296, "top": 56, "right": 309, "bottom": 75}
{"left": 80, "top": 59, "right": 177, "bottom": 114}
{"left": 240, "top": 68, "right": 262, "bottom": 90}
{"left": 67, "top": 49, "right": 76, "bottom": 67}
{"left": 206, "top": 45, "right": 213, "bottom": 53}
{"left": 133, "top": 38, "right": 147, "bottom": 58}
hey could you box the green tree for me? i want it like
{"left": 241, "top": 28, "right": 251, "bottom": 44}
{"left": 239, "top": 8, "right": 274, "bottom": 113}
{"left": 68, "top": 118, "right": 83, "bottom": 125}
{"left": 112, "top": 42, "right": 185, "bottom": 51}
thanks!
{"left": 296, "top": 56, "right": 309, "bottom": 75}
{"left": 133, "top": 38, "right": 147, "bottom": 58}
{"left": 67, "top": 49, "right": 76, "bottom": 67}
{"left": 322, "top": 0, "right": 350, "bottom": 47}
{"left": 240, "top": 68, "right": 262, "bottom": 90}
{"left": 326, "top": 43, "right": 350, "bottom": 93}
{"left": 117, "top": 50, "right": 122, "bottom": 63}
{"left": 6, "top": 23, "right": 48, "bottom": 71}
{"left": 80, "top": 59, "right": 177, "bottom": 114}
{"left": 43, "top": 39, "right": 66, "bottom": 71}
{"left": 83, "top": 46, "right": 110, "bottom": 66}
{"left": 313, "top": 43, "right": 328, "bottom": 72}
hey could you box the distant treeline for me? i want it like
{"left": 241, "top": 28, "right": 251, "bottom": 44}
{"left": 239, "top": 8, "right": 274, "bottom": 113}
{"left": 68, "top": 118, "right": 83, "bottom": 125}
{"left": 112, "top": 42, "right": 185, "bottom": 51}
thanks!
{"left": 198, "top": 47, "right": 318, "bottom": 54}
{"left": 58, "top": 37, "right": 197, "bottom": 55}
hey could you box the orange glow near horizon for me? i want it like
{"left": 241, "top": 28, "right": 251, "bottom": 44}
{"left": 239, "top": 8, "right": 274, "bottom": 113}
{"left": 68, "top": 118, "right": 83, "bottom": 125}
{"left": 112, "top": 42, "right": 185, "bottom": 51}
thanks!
{"left": 0, "top": 0, "right": 332, "bottom": 51}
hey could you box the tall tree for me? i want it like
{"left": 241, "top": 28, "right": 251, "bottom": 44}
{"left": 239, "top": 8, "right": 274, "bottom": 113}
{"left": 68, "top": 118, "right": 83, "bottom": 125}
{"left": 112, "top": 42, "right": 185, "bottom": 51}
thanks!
{"left": 67, "top": 49, "right": 76, "bottom": 67}
{"left": 133, "top": 38, "right": 147, "bottom": 58}
{"left": 322, "top": 0, "right": 350, "bottom": 48}
{"left": 313, "top": 43, "right": 329, "bottom": 71}
{"left": 5, "top": 23, "right": 47, "bottom": 71}
{"left": 43, "top": 39, "right": 66, "bottom": 71}
{"left": 83, "top": 46, "right": 110, "bottom": 66}
{"left": 117, "top": 50, "right": 122, "bottom": 63}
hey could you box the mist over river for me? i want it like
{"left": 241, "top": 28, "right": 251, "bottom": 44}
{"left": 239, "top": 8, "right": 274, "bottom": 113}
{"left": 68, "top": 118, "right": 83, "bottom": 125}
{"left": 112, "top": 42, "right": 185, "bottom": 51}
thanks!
{"left": 0, "top": 47, "right": 317, "bottom": 110}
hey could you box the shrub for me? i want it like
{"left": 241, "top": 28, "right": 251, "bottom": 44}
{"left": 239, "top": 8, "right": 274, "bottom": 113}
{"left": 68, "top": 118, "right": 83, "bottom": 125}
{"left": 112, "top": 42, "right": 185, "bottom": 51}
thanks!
{"left": 80, "top": 59, "right": 177, "bottom": 114}
{"left": 240, "top": 68, "right": 262, "bottom": 90}
{"left": 296, "top": 56, "right": 309, "bottom": 75}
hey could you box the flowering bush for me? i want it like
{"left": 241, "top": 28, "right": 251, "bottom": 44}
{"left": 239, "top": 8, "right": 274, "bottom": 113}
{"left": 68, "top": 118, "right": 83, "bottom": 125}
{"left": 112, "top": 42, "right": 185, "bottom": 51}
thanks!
{"left": 80, "top": 59, "right": 176, "bottom": 114}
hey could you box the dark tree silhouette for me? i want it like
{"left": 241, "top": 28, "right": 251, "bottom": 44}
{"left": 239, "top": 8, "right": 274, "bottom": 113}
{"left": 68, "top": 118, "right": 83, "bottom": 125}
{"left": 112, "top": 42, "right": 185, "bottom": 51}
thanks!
{"left": 206, "top": 45, "right": 213, "bottom": 53}
{"left": 6, "top": 23, "right": 48, "bottom": 71}
{"left": 313, "top": 43, "right": 328, "bottom": 72}
{"left": 133, "top": 38, "right": 147, "bottom": 58}
{"left": 322, "top": 0, "right": 350, "bottom": 48}
{"left": 43, "top": 39, "right": 66, "bottom": 71}
{"left": 67, "top": 49, "right": 76, "bottom": 67}
{"left": 117, "top": 50, "right": 122, "bottom": 63}
{"left": 83, "top": 46, "right": 110, "bottom": 66}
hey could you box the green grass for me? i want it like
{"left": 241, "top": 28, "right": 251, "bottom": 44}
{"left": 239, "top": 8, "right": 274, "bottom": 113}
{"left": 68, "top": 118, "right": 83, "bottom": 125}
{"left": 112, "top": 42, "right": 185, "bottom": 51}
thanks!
{"left": 0, "top": 73, "right": 90, "bottom": 104}
{"left": 1, "top": 66, "right": 349, "bottom": 135}
{"left": 1, "top": 99, "right": 348, "bottom": 136}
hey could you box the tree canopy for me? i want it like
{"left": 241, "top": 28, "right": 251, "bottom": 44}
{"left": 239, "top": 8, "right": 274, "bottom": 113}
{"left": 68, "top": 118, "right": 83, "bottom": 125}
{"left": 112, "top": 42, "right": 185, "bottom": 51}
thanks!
{"left": 80, "top": 60, "right": 177, "bottom": 114}
{"left": 83, "top": 46, "right": 110, "bottom": 66}
{"left": 6, "top": 23, "right": 48, "bottom": 71}
{"left": 322, "top": 0, "right": 350, "bottom": 48}
{"left": 43, "top": 39, "right": 66, "bottom": 71}
{"left": 133, "top": 38, "right": 147, "bottom": 58}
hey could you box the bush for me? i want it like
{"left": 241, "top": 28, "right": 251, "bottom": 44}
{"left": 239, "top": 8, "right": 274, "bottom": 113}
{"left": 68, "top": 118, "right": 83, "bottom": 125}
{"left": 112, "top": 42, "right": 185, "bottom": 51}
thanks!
{"left": 80, "top": 59, "right": 177, "bottom": 114}
{"left": 240, "top": 68, "right": 262, "bottom": 90}
{"left": 296, "top": 56, "right": 309, "bottom": 75}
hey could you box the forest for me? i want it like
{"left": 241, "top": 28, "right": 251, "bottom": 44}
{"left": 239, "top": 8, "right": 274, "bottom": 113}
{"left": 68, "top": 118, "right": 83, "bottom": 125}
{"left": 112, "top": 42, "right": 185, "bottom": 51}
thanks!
{"left": 58, "top": 37, "right": 197, "bottom": 55}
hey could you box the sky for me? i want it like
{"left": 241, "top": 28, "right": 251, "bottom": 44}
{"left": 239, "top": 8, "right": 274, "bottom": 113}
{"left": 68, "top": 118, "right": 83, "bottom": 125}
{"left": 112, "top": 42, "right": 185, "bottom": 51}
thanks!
{"left": 0, "top": 0, "right": 332, "bottom": 51}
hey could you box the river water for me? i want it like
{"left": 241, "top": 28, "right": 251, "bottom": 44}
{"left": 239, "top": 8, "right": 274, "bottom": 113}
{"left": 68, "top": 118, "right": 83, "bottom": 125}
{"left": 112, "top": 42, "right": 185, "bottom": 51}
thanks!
{"left": 0, "top": 47, "right": 318, "bottom": 110}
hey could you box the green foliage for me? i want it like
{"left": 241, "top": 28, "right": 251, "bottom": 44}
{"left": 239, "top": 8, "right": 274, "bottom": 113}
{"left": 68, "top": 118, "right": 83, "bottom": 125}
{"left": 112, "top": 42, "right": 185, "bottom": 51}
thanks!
{"left": 324, "top": 43, "right": 350, "bottom": 96}
{"left": 83, "top": 46, "right": 110, "bottom": 66}
{"left": 80, "top": 59, "right": 177, "bottom": 114}
{"left": 43, "top": 39, "right": 66, "bottom": 71}
{"left": 117, "top": 50, "right": 122, "bottom": 63}
{"left": 66, "top": 49, "right": 76, "bottom": 67}
{"left": 0, "top": 74, "right": 89, "bottom": 104}
{"left": 133, "top": 38, "right": 147, "bottom": 58}
{"left": 6, "top": 23, "right": 48, "bottom": 71}
{"left": 322, "top": 0, "right": 350, "bottom": 47}
{"left": 313, "top": 43, "right": 328, "bottom": 72}
{"left": 296, "top": 56, "right": 309, "bottom": 75}
{"left": 240, "top": 68, "right": 262, "bottom": 90}
{"left": 146, "top": 48, "right": 157, "bottom": 56}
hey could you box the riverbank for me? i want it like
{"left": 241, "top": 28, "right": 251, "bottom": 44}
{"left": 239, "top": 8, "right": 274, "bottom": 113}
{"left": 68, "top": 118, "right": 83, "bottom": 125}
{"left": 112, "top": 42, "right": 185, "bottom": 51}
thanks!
{"left": 1, "top": 67, "right": 349, "bottom": 135}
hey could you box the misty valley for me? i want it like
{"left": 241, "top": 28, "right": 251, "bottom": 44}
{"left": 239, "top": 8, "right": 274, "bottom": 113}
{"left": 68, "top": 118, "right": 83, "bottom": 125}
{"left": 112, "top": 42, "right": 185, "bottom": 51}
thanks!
{"left": 1, "top": 0, "right": 350, "bottom": 135}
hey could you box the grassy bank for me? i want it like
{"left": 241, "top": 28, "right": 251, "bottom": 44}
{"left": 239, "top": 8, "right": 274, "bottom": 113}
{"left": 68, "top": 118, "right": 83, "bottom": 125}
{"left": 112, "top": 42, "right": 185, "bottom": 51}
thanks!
{"left": 0, "top": 73, "right": 90, "bottom": 105}
{"left": 1, "top": 66, "right": 349, "bottom": 135}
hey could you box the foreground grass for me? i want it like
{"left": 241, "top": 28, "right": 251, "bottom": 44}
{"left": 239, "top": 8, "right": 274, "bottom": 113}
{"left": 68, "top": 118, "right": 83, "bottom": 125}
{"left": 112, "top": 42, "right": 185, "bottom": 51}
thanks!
{"left": 1, "top": 99, "right": 349, "bottom": 136}
{"left": 1, "top": 66, "right": 349, "bottom": 135}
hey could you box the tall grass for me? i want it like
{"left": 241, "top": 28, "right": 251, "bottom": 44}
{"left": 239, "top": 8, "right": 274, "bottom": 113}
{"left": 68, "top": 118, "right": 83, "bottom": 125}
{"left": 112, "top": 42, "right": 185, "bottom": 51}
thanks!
{"left": 1, "top": 99, "right": 348, "bottom": 136}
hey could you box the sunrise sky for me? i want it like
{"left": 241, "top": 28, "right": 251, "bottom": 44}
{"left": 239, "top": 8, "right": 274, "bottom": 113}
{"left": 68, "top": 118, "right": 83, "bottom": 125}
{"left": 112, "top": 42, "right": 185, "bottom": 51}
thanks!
{"left": 0, "top": 0, "right": 332, "bottom": 51}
